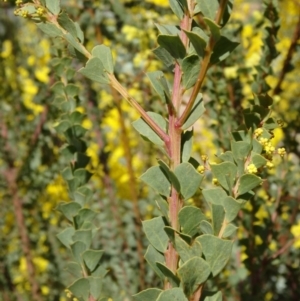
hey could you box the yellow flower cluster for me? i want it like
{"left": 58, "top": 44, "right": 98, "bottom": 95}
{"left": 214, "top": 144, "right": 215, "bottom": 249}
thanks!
{"left": 259, "top": 138, "right": 275, "bottom": 156}
{"left": 36, "top": 7, "right": 45, "bottom": 16}
{"left": 14, "top": 9, "right": 29, "bottom": 18}
{"left": 247, "top": 163, "right": 257, "bottom": 174}
{"left": 145, "top": 0, "right": 169, "bottom": 7}
{"left": 291, "top": 221, "right": 300, "bottom": 248}
{"left": 277, "top": 147, "right": 286, "bottom": 157}
{"left": 201, "top": 154, "right": 208, "bottom": 162}
{"left": 197, "top": 166, "right": 205, "bottom": 174}
{"left": 254, "top": 127, "right": 263, "bottom": 138}
{"left": 212, "top": 178, "right": 219, "bottom": 185}
{"left": 101, "top": 102, "right": 143, "bottom": 199}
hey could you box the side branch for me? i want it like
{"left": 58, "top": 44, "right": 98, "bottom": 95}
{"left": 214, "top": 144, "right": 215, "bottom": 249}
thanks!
{"left": 273, "top": 13, "right": 300, "bottom": 95}
{"left": 109, "top": 75, "right": 170, "bottom": 144}
{"left": 47, "top": 12, "right": 170, "bottom": 145}
{"left": 176, "top": 0, "right": 229, "bottom": 127}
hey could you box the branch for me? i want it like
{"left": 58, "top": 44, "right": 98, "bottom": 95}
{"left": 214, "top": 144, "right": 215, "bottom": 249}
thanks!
{"left": 176, "top": 0, "right": 229, "bottom": 128}
{"left": 109, "top": 74, "right": 170, "bottom": 144}
{"left": 273, "top": 13, "right": 300, "bottom": 95}
{"left": 42, "top": 9, "right": 170, "bottom": 145}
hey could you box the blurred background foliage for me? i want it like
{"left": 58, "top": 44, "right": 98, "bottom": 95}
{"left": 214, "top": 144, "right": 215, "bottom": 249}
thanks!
{"left": 0, "top": 0, "right": 300, "bottom": 301}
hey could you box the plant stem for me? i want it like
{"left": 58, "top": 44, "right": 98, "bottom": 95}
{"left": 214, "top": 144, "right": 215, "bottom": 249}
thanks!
{"left": 190, "top": 284, "right": 203, "bottom": 301}
{"left": 164, "top": 7, "right": 194, "bottom": 289}
{"left": 109, "top": 75, "right": 170, "bottom": 144}
{"left": 46, "top": 10, "right": 169, "bottom": 147}
{"left": 112, "top": 88, "right": 146, "bottom": 291}
{"left": 273, "top": 13, "right": 300, "bottom": 95}
{"left": 176, "top": 0, "right": 229, "bottom": 128}
{"left": 7, "top": 170, "right": 42, "bottom": 301}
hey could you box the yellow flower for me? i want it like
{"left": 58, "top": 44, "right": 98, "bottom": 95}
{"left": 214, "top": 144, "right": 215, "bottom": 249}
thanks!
{"left": 254, "top": 128, "right": 263, "bottom": 138}
{"left": 291, "top": 221, "right": 300, "bottom": 248}
{"left": 35, "top": 66, "right": 50, "bottom": 83}
{"left": 201, "top": 154, "right": 208, "bottom": 162}
{"left": 212, "top": 178, "right": 219, "bottom": 185}
{"left": 1, "top": 40, "right": 13, "bottom": 58}
{"left": 255, "top": 205, "right": 268, "bottom": 221}
{"left": 41, "top": 285, "right": 50, "bottom": 295}
{"left": 243, "top": 202, "right": 253, "bottom": 212}
{"left": 240, "top": 245, "right": 248, "bottom": 261}
{"left": 255, "top": 235, "right": 263, "bottom": 245}
{"left": 247, "top": 163, "right": 257, "bottom": 174}
{"left": 197, "top": 166, "right": 205, "bottom": 174}
{"left": 265, "top": 292, "right": 273, "bottom": 301}
{"left": 36, "top": 7, "right": 45, "bottom": 16}
{"left": 224, "top": 66, "right": 238, "bottom": 79}
{"left": 277, "top": 147, "right": 286, "bottom": 157}
{"left": 146, "top": 0, "right": 169, "bottom": 7}
{"left": 268, "top": 240, "right": 277, "bottom": 251}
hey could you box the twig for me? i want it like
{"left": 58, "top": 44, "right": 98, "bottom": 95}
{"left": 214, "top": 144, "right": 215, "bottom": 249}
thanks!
{"left": 177, "top": 0, "right": 229, "bottom": 127}
{"left": 111, "top": 87, "right": 146, "bottom": 291}
{"left": 273, "top": 12, "right": 300, "bottom": 95}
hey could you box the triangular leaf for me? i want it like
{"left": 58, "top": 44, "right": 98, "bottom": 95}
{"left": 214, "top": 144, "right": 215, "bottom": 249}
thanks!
{"left": 74, "top": 208, "right": 97, "bottom": 229}
{"left": 174, "top": 163, "right": 203, "bottom": 200}
{"left": 57, "top": 12, "right": 77, "bottom": 38}
{"left": 181, "top": 130, "right": 193, "bottom": 163}
{"left": 212, "top": 204, "right": 225, "bottom": 235}
{"left": 175, "top": 235, "right": 202, "bottom": 263}
{"left": 203, "top": 291, "right": 223, "bottom": 301}
{"left": 140, "top": 166, "right": 171, "bottom": 197}
{"left": 157, "top": 35, "right": 186, "bottom": 59}
{"left": 177, "top": 257, "right": 210, "bottom": 297}
{"left": 237, "top": 174, "right": 263, "bottom": 196}
{"left": 210, "top": 36, "right": 239, "bottom": 65}
{"left": 202, "top": 188, "right": 227, "bottom": 205}
{"left": 82, "top": 250, "right": 104, "bottom": 273}
{"left": 88, "top": 276, "right": 103, "bottom": 299}
{"left": 133, "top": 288, "right": 163, "bottom": 301}
{"left": 196, "top": 0, "right": 219, "bottom": 20}
{"left": 45, "top": 0, "right": 61, "bottom": 15}
{"left": 203, "top": 18, "right": 220, "bottom": 42}
{"left": 179, "top": 206, "right": 207, "bottom": 237}
{"left": 153, "top": 46, "right": 175, "bottom": 68}
{"left": 184, "top": 30, "right": 206, "bottom": 58}
{"left": 71, "top": 241, "right": 87, "bottom": 264}
{"left": 144, "top": 245, "right": 165, "bottom": 279}
{"left": 56, "top": 227, "right": 75, "bottom": 248}
{"left": 169, "top": 0, "right": 187, "bottom": 20}
{"left": 200, "top": 220, "right": 214, "bottom": 235}
{"left": 65, "top": 262, "right": 82, "bottom": 278}
{"left": 197, "top": 235, "right": 233, "bottom": 276}
{"left": 157, "top": 288, "right": 188, "bottom": 301}
{"left": 222, "top": 196, "right": 244, "bottom": 222}
{"left": 132, "top": 112, "right": 167, "bottom": 146}
{"left": 182, "top": 55, "right": 201, "bottom": 90}
{"left": 78, "top": 57, "right": 109, "bottom": 84}
{"left": 147, "top": 71, "right": 170, "bottom": 103}
{"left": 156, "top": 262, "right": 180, "bottom": 287}
{"left": 72, "top": 230, "right": 92, "bottom": 249}
{"left": 222, "top": 223, "right": 237, "bottom": 238}
{"left": 92, "top": 45, "right": 114, "bottom": 73}
{"left": 182, "top": 94, "right": 205, "bottom": 130}
{"left": 56, "top": 202, "right": 81, "bottom": 222}
{"left": 158, "top": 160, "right": 181, "bottom": 193}
{"left": 142, "top": 217, "right": 169, "bottom": 252}
{"left": 68, "top": 278, "right": 89, "bottom": 301}
{"left": 211, "top": 162, "right": 237, "bottom": 191}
